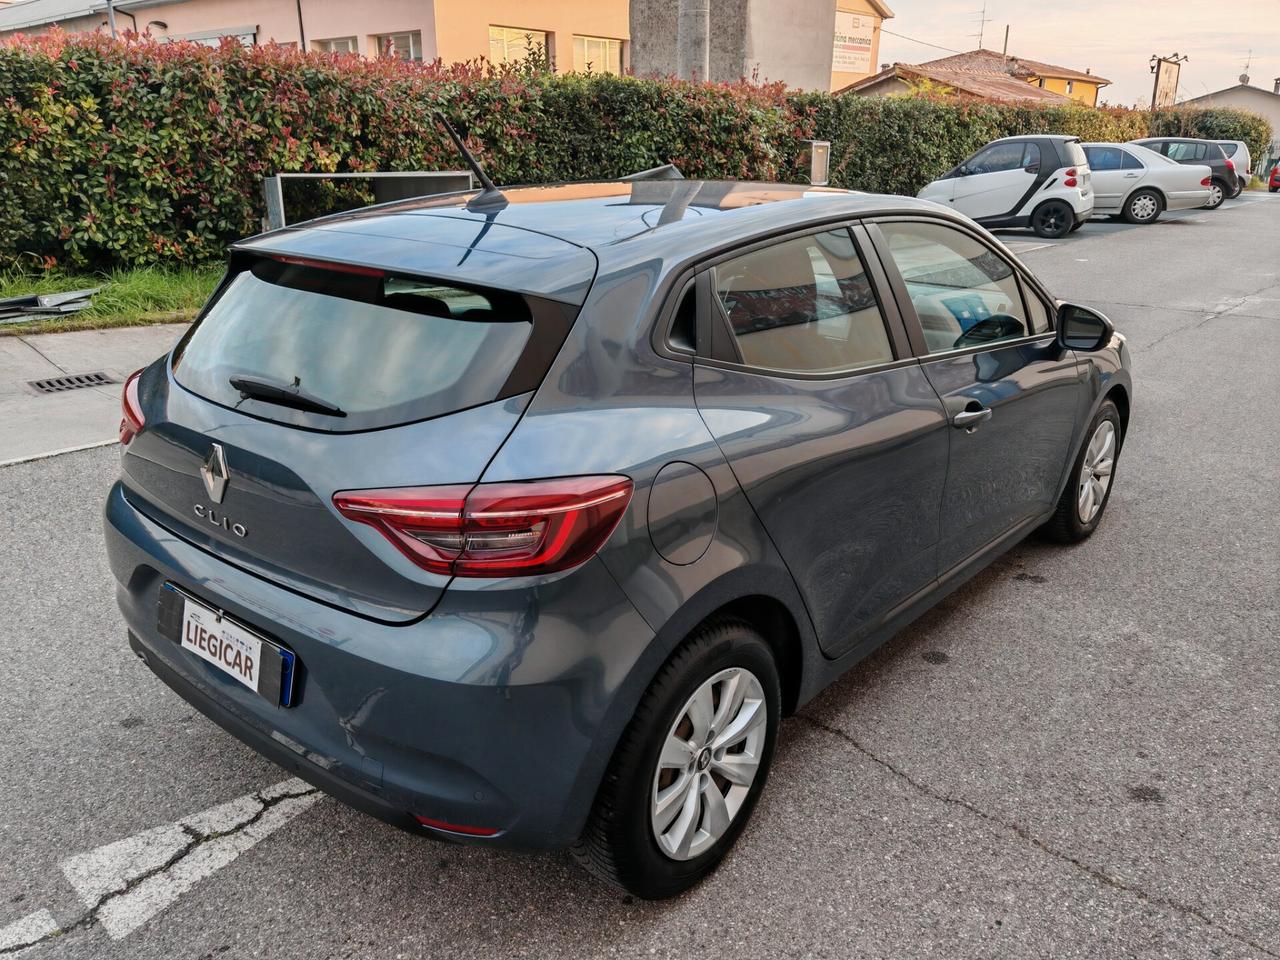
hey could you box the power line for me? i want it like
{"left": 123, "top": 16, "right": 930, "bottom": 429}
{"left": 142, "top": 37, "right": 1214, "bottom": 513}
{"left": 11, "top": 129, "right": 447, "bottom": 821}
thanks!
{"left": 879, "top": 28, "right": 962, "bottom": 55}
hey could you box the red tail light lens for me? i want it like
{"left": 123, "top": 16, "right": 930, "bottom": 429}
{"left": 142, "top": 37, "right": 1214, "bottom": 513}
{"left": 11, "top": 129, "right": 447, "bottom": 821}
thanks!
{"left": 333, "top": 475, "right": 634, "bottom": 577}
{"left": 265, "top": 254, "right": 384, "bottom": 277}
{"left": 1201, "top": 175, "right": 1213, "bottom": 186}
{"left": 1065, "top": 168, "right": 1077, "bottom": 177}
{"left": 413, "top": 814, "right": 500, "bottom": 837}
{"left": 119, "top": 368, "right": 145, "bottom": 444}
{"left": 1064, "top": 177, "right": 1078, "bottom": 187}
{"left": 1225, "top": 158, "right": 1235, "bottom": 173}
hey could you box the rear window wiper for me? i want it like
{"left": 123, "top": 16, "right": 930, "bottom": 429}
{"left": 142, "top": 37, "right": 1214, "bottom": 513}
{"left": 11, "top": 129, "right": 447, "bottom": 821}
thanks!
{"left": 229, "top": 375, "right": 347, "bottom": 418}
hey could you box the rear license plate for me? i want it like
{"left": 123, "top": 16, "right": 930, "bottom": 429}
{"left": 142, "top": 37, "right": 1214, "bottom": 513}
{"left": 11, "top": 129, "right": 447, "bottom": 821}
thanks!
{"left": 157, "top": 584, "right": 297, "bottom": 706}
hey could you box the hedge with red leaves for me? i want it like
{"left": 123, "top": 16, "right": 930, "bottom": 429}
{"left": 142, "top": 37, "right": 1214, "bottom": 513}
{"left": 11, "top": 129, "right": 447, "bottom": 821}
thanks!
{"left": 1, "top": 33, "right": 1271, "bottom": 270}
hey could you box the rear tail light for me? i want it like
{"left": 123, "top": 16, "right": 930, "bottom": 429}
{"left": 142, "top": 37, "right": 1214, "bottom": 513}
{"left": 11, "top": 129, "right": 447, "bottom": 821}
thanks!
{"left": 1201, "top": 175, "right": 1213, "bottom": 186}
{"left": 1063, "top": 167, "right": 1078, "bottom": 188}
{"left": 333, "top": 475, "right": 634, "bottom": 577}
{"left": 119, "top": 368, "right": 145, "bottom": 444}
{"left": 1225, "top": 158, "right": 1235, "bottom": 173}
{"left": 265, "top": 254, "right": 384, "bottom": 277}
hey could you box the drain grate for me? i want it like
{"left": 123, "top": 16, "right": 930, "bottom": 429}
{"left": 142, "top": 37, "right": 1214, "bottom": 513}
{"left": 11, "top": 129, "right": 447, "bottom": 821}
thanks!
{"left": 28, "top": 371, "right": 115, "bottom": 394}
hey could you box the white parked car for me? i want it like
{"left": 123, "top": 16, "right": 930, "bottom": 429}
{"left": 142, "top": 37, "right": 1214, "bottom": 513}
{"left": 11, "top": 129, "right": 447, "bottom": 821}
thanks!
{"left": 918, "top": 135, "right": 1094, "bottom": 239}
{"left": 1215, "top": 140, "right": 1253, "bottom": 190}
{"left": 1082, "top": 142, "right": 1212, "bottom": 224}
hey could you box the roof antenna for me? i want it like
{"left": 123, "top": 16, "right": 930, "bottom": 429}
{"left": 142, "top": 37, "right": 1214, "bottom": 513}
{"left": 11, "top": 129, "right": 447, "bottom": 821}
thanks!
{"left": 432, "top": 112, "right": 508, "bottom": 211}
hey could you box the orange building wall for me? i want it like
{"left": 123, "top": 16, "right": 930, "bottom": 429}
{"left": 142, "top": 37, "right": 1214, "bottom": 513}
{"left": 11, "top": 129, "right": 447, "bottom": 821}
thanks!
{"left": 432, "top": 0, "right": 629, "bottom": 72}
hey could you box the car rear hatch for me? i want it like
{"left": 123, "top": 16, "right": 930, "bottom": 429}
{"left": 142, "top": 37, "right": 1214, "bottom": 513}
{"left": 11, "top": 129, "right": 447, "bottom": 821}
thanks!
{"left": 120, "top": 216, "right": 594, "bottom": 622}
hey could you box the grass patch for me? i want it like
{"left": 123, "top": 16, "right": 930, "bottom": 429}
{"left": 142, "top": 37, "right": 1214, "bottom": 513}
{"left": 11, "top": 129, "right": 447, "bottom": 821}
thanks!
{"left": 0, "top": 266, "right": 222, "bottom": 336}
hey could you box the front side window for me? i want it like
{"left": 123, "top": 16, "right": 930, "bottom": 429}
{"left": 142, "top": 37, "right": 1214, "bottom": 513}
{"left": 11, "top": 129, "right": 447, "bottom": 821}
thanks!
{"left": 712, "top": 229, "right": 893, "bottom": 374}
{"left": 488, "top": 25, "right": 548, "bottom": 63}
{"left": 879, "top": 221, "right": 1029, "bottom": 354}
{"left": 966, "top": 142, "right": 1026, "bottom": 175}
{"left": 572, "top": 35, "right": 623, "bottom": 74}
{"left": 374, "top": 31, "right": 422, "bottom": 61}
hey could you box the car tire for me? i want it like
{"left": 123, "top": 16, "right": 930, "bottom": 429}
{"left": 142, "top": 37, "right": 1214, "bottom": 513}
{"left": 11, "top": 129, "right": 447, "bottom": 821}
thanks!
{"left": 1069, "top": 218, "right": 1086, "bottom": 232}
{"left": 572, "top": 619, "right": 781, "bottom": 900}
{"left": 1031, "top": 200, "right": 1074, "bottom": 239}
{"left": 1122, "top": 188, "right": 1163, "bottom": 224}
{"left": 1204, "top": 179, "right": 1228, "bottom": 210}
{"left": 1042, "top": 399, "right": 1122, "bottom": 544}
{"left": 1229, "top": 177, "right": 1245, "bottom": 198}
{"left": 1270, "top": 185, "right": 1278, "bottom": 194}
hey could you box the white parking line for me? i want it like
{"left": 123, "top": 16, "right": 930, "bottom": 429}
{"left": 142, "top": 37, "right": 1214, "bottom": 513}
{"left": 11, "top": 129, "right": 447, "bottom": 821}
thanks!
{"left": 60, "top": 778, "right": 319, "bottom": 941}
{"left": 0, "top": 911, "right": 59, "bottom": 952}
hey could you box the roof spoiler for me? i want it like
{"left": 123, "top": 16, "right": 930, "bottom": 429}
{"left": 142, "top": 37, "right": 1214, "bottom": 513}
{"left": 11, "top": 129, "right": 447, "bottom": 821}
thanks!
{"left": 621, "top": 164, "right": 685, "bottom": 181}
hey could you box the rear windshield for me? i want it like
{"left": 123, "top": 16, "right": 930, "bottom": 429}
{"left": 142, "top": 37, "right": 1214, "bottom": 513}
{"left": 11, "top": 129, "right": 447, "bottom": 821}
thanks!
{"left": 1065, "top": 141, "right": 1088, "bottom": 166}
{"left": 172, "top": 258, "right": 538, "bottom": 431}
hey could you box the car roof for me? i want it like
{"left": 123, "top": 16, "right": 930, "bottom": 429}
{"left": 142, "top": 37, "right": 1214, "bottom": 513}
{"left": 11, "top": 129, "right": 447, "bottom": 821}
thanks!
{"left": 988, "top": 134, "right": 1080, "bottom": 144}
{"left": 236, "top": 180, "right": 954, "bottom": 302}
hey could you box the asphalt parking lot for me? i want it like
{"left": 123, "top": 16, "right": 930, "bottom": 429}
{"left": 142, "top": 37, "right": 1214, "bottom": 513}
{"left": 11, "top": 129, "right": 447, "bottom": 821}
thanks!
{"left": 1, "top": 191, "right": 1277, "bottom": 960}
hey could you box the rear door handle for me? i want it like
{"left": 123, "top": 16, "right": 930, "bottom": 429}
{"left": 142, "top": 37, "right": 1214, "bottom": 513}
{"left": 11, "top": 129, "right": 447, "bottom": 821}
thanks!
{"left": 952, "top": 405, "right": 993, "bottom": 430}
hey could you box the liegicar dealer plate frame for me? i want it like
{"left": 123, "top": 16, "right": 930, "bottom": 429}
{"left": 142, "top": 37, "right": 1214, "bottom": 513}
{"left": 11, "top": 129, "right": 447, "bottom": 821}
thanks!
{"left": 157, "top": 583, "right": 297, "bottom": 707}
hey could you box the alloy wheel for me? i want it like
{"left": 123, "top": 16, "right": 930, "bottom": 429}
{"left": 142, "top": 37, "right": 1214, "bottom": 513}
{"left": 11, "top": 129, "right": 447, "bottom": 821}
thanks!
{"left": 650, "top": 667, "right": 767, "bottom": 861}
{"left": 1077, "top": 419, "right": 1116, "bottom": 524}
{"left": 1130, "top": 194, "right": 1159, "bottom": 221}
{"left": 1035, "top": 205, "right": 1067, "bottom": 236}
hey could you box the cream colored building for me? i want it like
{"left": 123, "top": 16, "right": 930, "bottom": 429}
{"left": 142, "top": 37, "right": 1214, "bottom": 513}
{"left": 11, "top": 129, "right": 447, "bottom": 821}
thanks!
{"left": 0, "top": 0, "right": 631, "bottom": 73}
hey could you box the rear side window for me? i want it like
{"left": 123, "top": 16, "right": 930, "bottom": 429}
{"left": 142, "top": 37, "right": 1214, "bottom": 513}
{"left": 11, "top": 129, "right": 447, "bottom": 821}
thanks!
{"left": 1219, "top": 143, "right": 1238, "bottom": 157}
{"left": 172, "top": 258, "right": 566, "bottom": 432}
{"left": 1121, "top": 150, "right": 1144, "bottom": 170}
{"left": 712, "top": 229, "right": 894, "bottom": 374}
{"left": 1166, "top": 142, "right": 1207, "bottom": 161}
{"left": 1085, "top": 147, "right": 1124, "bottom": 171}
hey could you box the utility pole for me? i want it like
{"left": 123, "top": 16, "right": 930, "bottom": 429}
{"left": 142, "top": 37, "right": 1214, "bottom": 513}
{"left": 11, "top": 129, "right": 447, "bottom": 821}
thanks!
{"left": 1001, "top": 25, "right": 1009, "bottom": 56}
{"left": 676, "top": 0, "right": 710, "bottom": 81}
{"left": 104, "top": 0, "right": 118, "bottom": 38}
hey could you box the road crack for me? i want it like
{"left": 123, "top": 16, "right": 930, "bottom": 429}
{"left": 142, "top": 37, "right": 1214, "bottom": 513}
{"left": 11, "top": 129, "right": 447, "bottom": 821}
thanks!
{"left": 0, "top": 782, "right": 318, "bottom": 955}
{"left": 795, "top": 713, "right": 1279, "bottom": 959}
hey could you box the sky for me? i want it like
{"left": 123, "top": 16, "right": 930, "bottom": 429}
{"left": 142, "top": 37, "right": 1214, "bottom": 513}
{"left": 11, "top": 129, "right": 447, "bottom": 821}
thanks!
{"left": 876, "top": 0, "right": 1280, "bottom": 106}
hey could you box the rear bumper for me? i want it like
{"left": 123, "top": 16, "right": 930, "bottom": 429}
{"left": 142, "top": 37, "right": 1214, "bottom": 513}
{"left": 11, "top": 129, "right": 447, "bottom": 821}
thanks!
{"left": 104, "top": 481, "right": 656, "bottom": 849}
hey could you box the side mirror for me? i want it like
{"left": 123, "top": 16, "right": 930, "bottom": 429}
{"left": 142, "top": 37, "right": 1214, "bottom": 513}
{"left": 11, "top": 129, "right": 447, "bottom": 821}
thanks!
{"left": 1056, "top": 303, "right": 1114, "bottom": 352}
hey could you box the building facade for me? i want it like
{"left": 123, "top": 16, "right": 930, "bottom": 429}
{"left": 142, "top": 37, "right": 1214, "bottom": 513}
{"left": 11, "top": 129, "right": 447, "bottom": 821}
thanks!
{"left": 846, "top": 48, "right": 1109, "bottom": 107}
{"left": 1182, "top": 80, "right": 1280, "bottom": 169}
{"left": 628, "top": 0, "right": 892, "bottom": 92}
{"left": 0, "top": 0, "right": 631, "bottom": 73}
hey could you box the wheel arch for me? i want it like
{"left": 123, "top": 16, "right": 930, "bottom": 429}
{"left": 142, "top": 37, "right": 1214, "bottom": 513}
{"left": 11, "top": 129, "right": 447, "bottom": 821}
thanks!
{"left": 1103, "top": 382, "right": 1131, "bottom": 450}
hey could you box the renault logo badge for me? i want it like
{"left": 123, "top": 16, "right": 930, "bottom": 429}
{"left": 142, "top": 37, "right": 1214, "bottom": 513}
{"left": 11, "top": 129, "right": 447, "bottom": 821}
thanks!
{"left": 201, "top": 443, "right": 229, "bottom": 504}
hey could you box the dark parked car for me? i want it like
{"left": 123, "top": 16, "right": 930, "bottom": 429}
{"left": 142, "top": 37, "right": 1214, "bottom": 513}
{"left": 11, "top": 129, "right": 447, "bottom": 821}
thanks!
{"left": 106, "top": 177, "right": 1132, "bottom": 899}
{"left": 1130, "top": 137, "right": 1239, "bottom": 209}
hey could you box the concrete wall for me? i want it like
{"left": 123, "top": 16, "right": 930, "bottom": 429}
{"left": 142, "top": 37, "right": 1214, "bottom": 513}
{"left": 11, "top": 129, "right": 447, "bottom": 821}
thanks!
{"left": 630, "top": 0, "right": 848, "bottom": 90}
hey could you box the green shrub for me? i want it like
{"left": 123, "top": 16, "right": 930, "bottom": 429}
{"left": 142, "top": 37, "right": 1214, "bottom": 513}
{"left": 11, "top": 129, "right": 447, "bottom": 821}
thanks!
{"left": 0, "top": 33, "right": 1271, "bottom": 271}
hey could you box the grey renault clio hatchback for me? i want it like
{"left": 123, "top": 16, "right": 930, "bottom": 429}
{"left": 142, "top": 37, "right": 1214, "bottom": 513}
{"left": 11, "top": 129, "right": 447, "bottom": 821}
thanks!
{"left": 105, "top": 177, "right": 1131, "bottom": 899}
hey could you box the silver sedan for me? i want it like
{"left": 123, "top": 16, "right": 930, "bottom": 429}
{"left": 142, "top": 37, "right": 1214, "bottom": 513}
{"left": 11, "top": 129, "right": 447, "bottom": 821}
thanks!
{"left": 1082, "top": 142, "right": 1212, "bottom": 224}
